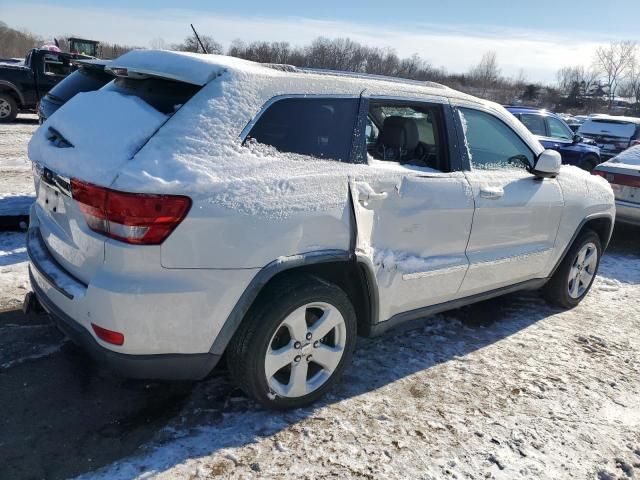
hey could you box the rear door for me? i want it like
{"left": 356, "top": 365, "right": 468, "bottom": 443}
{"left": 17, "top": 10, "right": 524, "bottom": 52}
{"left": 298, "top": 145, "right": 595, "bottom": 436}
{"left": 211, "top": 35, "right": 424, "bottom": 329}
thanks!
{"left": 454, "top": 106, "right": 563, "bottom": 296}
{"left": 351, "top": 97, "right": 474, "bottom": 322}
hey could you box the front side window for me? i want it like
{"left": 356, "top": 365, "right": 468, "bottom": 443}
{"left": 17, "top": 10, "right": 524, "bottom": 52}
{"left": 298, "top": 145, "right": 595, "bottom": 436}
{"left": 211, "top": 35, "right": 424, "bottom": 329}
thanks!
{"left": 366, "top": 102, "right": 448, "bottom": 171}
{"left": 519, "top": 113, "right": 546, "bottom": 136}
{"left": 246, "top": 97, "right": 359, "bottom": 162}
{"left": 459, "top": 108, "right": 534, "bottom": 170}
{"left": 547, "top": 116, "right": 573, "bottom": 140}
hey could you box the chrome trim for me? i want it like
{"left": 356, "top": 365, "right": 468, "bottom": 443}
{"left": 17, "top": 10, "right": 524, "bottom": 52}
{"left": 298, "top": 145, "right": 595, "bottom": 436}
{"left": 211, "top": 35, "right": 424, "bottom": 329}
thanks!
{"left": 238, "top": 94, "right": 362, "bottom": 143}
{"left": 401, "top": 264, "right": 468, "bottom": 281}
{"left": 467, "top": 248, "right": 553, "bottom": 269}
{"left": 34, "top": 163, "right": 72, "bottom": 197}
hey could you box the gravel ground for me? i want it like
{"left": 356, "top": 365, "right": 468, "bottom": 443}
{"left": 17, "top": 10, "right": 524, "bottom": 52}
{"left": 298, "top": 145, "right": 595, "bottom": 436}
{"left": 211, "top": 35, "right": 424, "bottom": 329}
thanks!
{"left": 0, "top": 120, "right": 639, "bottom": 480}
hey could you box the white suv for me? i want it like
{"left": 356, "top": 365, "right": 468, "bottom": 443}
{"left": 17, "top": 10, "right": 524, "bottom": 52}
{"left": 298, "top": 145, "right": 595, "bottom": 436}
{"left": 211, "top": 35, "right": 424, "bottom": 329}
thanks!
{"left": 27, "top": 51, "right": 615, "bottom": 409}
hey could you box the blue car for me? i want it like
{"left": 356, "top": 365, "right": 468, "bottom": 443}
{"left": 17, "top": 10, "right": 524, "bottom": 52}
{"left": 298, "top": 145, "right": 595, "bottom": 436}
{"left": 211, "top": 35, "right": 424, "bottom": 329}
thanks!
{"left": 506, "top": 106, "right": 601, "bottom": 171}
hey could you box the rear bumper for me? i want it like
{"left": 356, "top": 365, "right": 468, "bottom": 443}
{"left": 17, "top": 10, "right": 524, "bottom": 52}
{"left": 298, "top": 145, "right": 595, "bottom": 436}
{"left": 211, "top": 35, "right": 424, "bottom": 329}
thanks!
{"left": 30, "top": 270, "right": 220, "bottom": 380}
{"left": 615, "top": 200, "right": 640, "bottom": 226}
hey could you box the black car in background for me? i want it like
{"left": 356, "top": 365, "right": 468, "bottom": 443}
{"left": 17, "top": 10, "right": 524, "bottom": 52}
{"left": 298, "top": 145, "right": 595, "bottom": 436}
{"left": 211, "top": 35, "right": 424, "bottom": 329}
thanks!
{"left": 578, "top": 115, "right": 640, "bottom": 160}
{"left": 38, "top": 60, "right": 112, "bottom": 122}
{"left": 0, "top": 48, "right": 89, "bottom": 122}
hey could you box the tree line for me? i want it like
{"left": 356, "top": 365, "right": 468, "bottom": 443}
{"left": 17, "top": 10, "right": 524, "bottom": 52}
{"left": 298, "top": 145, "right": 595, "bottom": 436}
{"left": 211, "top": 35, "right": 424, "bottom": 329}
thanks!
{"left": 1, "top": 21, "right": 638, "bottom": 114}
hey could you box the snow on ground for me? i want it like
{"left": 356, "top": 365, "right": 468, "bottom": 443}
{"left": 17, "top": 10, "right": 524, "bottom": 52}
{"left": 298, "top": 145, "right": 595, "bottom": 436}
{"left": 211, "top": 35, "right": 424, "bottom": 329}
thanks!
{"left": 0, "top": 115, "right": 37, "bottom": 216}
{"left": 78, "top": 234, "right": 640, "bottom": 480}
{"left": 0, "top": 231, "right": 28, "bottom": 310}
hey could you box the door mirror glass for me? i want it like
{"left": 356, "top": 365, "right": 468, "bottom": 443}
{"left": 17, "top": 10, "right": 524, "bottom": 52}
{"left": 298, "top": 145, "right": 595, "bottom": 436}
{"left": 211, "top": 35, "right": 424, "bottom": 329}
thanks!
{"left": 572, "top": 134, "right": 583, "bottom": 144}
{"left": 533, "top": 149, "right": 561, "bottom": 178}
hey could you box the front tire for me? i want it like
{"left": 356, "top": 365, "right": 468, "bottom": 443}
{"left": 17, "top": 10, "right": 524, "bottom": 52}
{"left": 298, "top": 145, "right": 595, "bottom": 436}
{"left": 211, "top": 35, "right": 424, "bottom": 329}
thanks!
{"left": 227, "top": 275, "right": 357, "bottom": 409}
{"left": 542, "top": 230, "right": 601, "bottom": 308}
{"left": 0, "top": 93, "right": 18, "bottom": 123}
{"left": 580, "top": 155, "right": 599, "bottom": 172}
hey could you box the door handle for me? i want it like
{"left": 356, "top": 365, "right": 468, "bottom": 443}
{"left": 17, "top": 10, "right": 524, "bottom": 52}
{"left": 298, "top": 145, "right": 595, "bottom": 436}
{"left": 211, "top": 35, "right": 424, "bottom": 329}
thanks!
{"left": 479, "top": 187, "right": 504, "bottom": 199}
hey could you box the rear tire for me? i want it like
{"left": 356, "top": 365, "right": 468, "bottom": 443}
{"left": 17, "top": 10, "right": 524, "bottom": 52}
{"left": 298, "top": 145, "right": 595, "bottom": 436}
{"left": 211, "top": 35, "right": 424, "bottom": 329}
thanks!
{"left": 227, "top": 274, "right": 357, "bottom": 410}
{"left": 0, "top": 93, "right": 18, "bottom": 123}
{"left": 542, "top": 230, "right": 601, "bottom": 308}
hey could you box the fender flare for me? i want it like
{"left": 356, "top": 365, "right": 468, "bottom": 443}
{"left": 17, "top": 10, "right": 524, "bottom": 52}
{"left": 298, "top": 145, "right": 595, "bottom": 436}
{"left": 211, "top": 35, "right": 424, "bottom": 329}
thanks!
{"left": 0, "top": 80, "right": 25, "bottom": 106}
{"left": 548, "top": 212, "right": 614, "bottom": 278}
{"left": 210, "top": 250, "right": 349, "bottom": 356}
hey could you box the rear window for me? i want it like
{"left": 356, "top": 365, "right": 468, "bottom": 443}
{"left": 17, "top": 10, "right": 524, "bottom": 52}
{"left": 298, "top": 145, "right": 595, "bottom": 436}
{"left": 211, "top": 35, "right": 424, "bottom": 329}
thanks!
{"left": 612, "top": 145, "right": 640, "bottom": 165}
{"left": 102, "top": 77, "right": 201, "bottom": 114}
{"left": 579, "top": 119, "right": 638, "bottom": 139}
{"left": 47, "top": 67, "right": 112, "bottom": 102}
{"left": 245, "top": 97, "right": 359, "bottom": 162}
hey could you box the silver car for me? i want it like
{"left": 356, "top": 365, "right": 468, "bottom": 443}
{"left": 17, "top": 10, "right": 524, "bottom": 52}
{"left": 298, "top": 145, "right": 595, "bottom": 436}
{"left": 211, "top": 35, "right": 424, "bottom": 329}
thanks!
{"left": 593, "top": 145, "right": 640, "bottom": 226}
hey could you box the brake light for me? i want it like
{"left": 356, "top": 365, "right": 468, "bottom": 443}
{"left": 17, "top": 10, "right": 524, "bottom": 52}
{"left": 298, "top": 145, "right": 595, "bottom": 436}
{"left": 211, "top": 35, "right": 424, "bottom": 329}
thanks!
{"left": 70, "top": 179, "right": 191, "bottom": 245}
{"left": 631, "top": 140, "right": 640, "bottom": 147}
{"left": 91, "top": 323, "right": 124, "bottom": 345}
{"left": 592, "top": 169, "right": 606, "bottom": 177}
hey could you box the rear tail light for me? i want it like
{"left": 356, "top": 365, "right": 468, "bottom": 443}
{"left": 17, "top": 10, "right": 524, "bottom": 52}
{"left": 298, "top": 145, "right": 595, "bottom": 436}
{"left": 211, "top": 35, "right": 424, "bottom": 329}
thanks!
{"left": 91, "top": 323, "right": 125, "bottom": 346}
{"left": 70, "top": 179, "right": 191, "bottom": 245}
{"left": 617, "top": 140, "right": 630, "bottom": 149}
{"left": 631, "top": 140, "right": 640, "bottom": 147}
{"left": 591, "top": 169, "right": 640, "bottom": 187}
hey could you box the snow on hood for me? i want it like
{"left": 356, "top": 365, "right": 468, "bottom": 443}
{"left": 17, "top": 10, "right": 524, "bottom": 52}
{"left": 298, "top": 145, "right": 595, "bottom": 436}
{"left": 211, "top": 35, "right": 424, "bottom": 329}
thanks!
{"left": 106, "top": 50, "right": 265, "bottom": 86}
{"left": 28, "top": 90, "right": 167, "bottom": 185}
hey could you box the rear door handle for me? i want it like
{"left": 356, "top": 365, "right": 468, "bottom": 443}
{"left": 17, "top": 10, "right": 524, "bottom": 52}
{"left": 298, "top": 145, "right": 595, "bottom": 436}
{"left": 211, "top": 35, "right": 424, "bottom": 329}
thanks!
{"left": 479, "top": 187, "right": 504, "bottom": 199}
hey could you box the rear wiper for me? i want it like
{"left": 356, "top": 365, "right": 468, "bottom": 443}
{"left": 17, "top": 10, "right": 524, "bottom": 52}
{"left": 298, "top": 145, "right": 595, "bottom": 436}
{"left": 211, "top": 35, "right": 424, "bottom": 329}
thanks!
{"left": 47, "top": 127, "right": 73, "bottom": 148}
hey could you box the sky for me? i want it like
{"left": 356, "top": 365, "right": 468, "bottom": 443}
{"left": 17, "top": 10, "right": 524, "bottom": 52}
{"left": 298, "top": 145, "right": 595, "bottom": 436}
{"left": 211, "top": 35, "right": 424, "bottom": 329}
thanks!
{"left": 1, "top": 0, "right": 638, "bottom": 83}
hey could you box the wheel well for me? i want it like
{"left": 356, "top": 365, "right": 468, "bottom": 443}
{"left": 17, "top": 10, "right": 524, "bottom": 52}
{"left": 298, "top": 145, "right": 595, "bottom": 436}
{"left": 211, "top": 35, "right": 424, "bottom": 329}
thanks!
{"left": 579, "top": 217, "right": 613, "bottom": 250}
{"left": 266, "top": 261, "right": 374, "bottom": 336}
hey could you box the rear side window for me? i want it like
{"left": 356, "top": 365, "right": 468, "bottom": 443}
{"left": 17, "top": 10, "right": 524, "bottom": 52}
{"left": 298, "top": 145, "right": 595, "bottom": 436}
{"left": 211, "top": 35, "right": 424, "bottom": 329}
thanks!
{"left": 246, "top": 97, "right": 359, "bottom": 162}
{"left": 47, "top": 67, "right": 112, "bottom": 102}
{"left": 459, "top": 108, "right": 534, "bottom": 169}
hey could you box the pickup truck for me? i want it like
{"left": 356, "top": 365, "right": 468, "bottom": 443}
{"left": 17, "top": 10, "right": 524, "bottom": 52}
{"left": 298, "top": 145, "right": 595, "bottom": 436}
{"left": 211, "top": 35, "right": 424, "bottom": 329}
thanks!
{"left": 0, "top": 48, "right": 89, "bottom": 122}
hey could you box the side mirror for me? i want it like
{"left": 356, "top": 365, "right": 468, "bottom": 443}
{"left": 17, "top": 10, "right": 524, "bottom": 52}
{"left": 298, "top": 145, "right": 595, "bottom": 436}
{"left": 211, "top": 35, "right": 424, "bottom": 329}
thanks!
{"left": 572, "top": 134, "right": 583, "bottom": 144}
{"left": 532, "top": 149, "right": 561, "bottom": 178}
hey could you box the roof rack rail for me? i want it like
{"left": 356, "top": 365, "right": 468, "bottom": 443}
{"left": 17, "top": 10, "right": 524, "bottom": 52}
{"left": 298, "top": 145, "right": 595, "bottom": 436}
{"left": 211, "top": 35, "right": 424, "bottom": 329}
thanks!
{"left": 264, "top": 64, "right": 446, "bottom": 89}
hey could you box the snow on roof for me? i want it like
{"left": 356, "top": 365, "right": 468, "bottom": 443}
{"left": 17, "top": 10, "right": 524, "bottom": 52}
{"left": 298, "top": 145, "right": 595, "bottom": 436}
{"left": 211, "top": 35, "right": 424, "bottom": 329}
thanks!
{"left": 586, "top": 114, "right": 640, "bottom": 125}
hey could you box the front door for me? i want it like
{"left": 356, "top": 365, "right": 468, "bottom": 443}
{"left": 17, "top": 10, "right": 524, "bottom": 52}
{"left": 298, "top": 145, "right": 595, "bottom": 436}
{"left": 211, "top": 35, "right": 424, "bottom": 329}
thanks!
{"left": 455, "top": 106, "right": 563, "bottom": 296}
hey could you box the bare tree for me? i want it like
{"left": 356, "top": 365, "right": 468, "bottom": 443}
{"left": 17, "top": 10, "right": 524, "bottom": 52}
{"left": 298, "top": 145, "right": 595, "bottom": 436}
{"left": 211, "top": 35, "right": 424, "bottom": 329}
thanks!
{"left": 149, "top": 37, "right": 168, "bottom": 50}
{"left": 594, "top": 40, "right": 637, "bottom": 108}
{"left": 172, "top": 33, "right": 222, "bottom": 54}
{"left": 626, "top": 55, "right": 640, "bottom": 103}
{"left": 469, "top": 51, "right": 500, "bottom": 97}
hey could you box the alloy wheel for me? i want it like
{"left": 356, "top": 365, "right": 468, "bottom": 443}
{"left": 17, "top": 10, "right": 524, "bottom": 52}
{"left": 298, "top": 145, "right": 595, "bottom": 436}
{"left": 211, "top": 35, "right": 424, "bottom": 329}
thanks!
{"left": 264, "top": 302, "right": 347, "bottom": 398}
{"left": 567, "top": 242, "right": 598, "bottom": 299}
{"left": 0, "top": 98, "right": 11, "bottom": 119}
